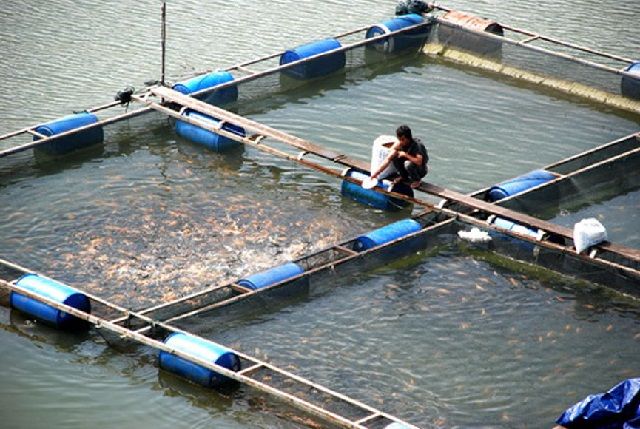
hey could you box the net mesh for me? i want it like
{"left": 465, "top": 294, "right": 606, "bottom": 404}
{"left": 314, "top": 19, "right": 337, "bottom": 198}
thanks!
{"left": 427, "top": 19, "right": 640, "bottom": 112}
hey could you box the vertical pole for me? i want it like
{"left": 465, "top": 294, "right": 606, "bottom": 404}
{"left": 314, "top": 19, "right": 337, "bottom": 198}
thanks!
{"left": 161, "top": 1, "right": 167, "bottom": 86}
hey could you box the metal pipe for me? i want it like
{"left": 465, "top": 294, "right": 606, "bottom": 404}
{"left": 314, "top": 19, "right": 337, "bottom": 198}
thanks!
{"left": 161, "top": 2, "right": 167, "bottom": 86}
{"left": 433, "top": 17, "right": 624, "bottom": 75}
{"left": 0, "top": 107, "right": 152, "bottom": 158}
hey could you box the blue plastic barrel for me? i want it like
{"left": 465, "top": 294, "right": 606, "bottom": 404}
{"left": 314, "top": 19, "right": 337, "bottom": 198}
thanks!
{"left": 172, "top": 71, "right": 238, "bottom": 106}
{"left": 621, "top": 61, "right": 640, "bottom": 100}
{"left": 33, "top": 112, "right": 104, "bottom": 155}
{"left": 366, "top": 14, "right": 430, "bottom": 53}
{"left": 487, "top": 169, "right": 556, "bottom": 202}
{"left": 159, "top": 332, "right": 241, "bottom": 387}
{"left": 175, "top": 109, "right": 245, "bottom": 152}
{"left": 280, "top": 38, "right": 346, "bottom": 80}
{"left": 354, "top": 219, "right": 422, "bottom": 251}
{"left": 491, "top": 217, "right": 539, "bottom": 239}
{"left": 237, "top": 262, "right": 305, "bottom": 290}
{"left": 10, "top": 274, "right": 91, "bottom": 330}
{"left": 341, "top": 170, "right": 413, "bottom": 211}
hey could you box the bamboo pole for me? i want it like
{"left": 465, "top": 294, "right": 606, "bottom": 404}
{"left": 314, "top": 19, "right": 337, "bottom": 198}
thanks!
{"left": 149, "top": 219, "right": 457, "bottom": 328}
{"left": 544, "top": 131, "right": 640, "bottom": 170}
{"left": 0, "top": 101, "right": 124, "bottom": 144}
{"left": 429, "top": 2, "right": 633, "bottom": 63}
{"left": 432, "top": 17, "right": 624, "bottom": 75}
{"left": 161, "top": 2, "right": 167, "bottom": 86}
{"left": 186, "top": 20, "right": 432, "bottom": 100}
{"left": 499, "top": 23, "right": 634, "bottom": 63}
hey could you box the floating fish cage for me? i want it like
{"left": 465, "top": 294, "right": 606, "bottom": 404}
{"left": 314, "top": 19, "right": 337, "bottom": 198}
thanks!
{"left": 426, "top": 7, "right": 640, "bottom": 111}
{"left": 1, "top": 5, "right": 640, "bottom": 429}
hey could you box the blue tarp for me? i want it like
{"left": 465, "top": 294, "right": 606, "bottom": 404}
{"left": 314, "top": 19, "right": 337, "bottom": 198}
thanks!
{"left": 556, "top": 379, "right": 640, "bottom": 429}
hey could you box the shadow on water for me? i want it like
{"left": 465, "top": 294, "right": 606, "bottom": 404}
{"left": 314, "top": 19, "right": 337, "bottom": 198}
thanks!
{"left": 458, "top": 241, "right": 640, "bottom": 318}
{"left": 0, "top": 142, "right": 105, "bottom": 187}
{"left": 157, "top": 370, "right": 236, "bottom": 410}
{"left": 4, "top": 307, "right": 92, "bottom": 352}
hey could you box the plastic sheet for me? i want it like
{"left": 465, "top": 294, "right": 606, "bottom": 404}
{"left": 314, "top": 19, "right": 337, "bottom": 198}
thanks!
{"left": 573, "top": 218, "right": 608, "bottom": 254}
{"left": 556, "top": 378, "right": 640, "bottom": 429}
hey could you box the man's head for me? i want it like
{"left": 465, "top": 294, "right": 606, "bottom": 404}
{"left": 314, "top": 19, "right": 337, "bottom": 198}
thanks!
{"left": 396, "top": 125, "right": 412, "bottom": 145}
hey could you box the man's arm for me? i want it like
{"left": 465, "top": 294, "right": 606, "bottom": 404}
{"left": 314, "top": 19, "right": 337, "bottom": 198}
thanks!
{"left": 398, "top": 150, "right": 423, "bottom": 167}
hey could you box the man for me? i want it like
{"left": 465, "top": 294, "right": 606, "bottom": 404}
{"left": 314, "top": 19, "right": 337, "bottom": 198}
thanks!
{"left": 370, "top": 125, "right": 428, "bottom": 189}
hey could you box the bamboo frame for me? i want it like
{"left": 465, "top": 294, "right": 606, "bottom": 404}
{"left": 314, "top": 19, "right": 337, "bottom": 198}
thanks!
{"left": 1, "top": 11, "right": 635, "bottom": 156}
{"left": 0, "top": 278, "right": 420, "bottom": 429}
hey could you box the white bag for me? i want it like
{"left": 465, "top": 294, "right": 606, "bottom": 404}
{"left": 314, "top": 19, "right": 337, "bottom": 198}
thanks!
{"left": 371, "top": 135, "right": 398, "bottom": 179}
{"left": 573, "top": 218, "right": 607, "bottom": 254}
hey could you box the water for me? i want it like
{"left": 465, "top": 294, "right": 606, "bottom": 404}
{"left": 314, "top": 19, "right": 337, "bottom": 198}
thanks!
{"left": 1, "top": 1, "right": 639, "bottom": 428}
{"left": 183, "top": 251, "right": 640, "bottom": 427}
{"left": 552, "top": 189, "right": 640, "bottom": 249}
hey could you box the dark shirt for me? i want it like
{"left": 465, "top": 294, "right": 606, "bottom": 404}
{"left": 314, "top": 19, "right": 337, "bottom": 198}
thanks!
{"left": 404, "top": 137, "right": 427, "bottom": 167}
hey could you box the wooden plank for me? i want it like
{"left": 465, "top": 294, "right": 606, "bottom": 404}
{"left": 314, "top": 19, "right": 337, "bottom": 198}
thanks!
{"left": 334, "top": 245, "right": 359, "bottom": 256}
{"left": 419, "top": 182, "right": 572, "bottom": 236}
{"left": 151, "top": 86, "right": 371, "bottom": 170}
{"left": 230, "top": 283, "right": 254, "bottom": 294}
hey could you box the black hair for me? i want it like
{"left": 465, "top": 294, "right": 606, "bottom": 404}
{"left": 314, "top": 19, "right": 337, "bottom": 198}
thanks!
{"left": 396, "top": 124, "right": 412, "bottom": 140}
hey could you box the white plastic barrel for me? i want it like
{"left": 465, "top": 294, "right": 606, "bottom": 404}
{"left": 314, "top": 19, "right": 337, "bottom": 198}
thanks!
{"left": 371, "top": 135, "right": 398, "bottom": 179}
